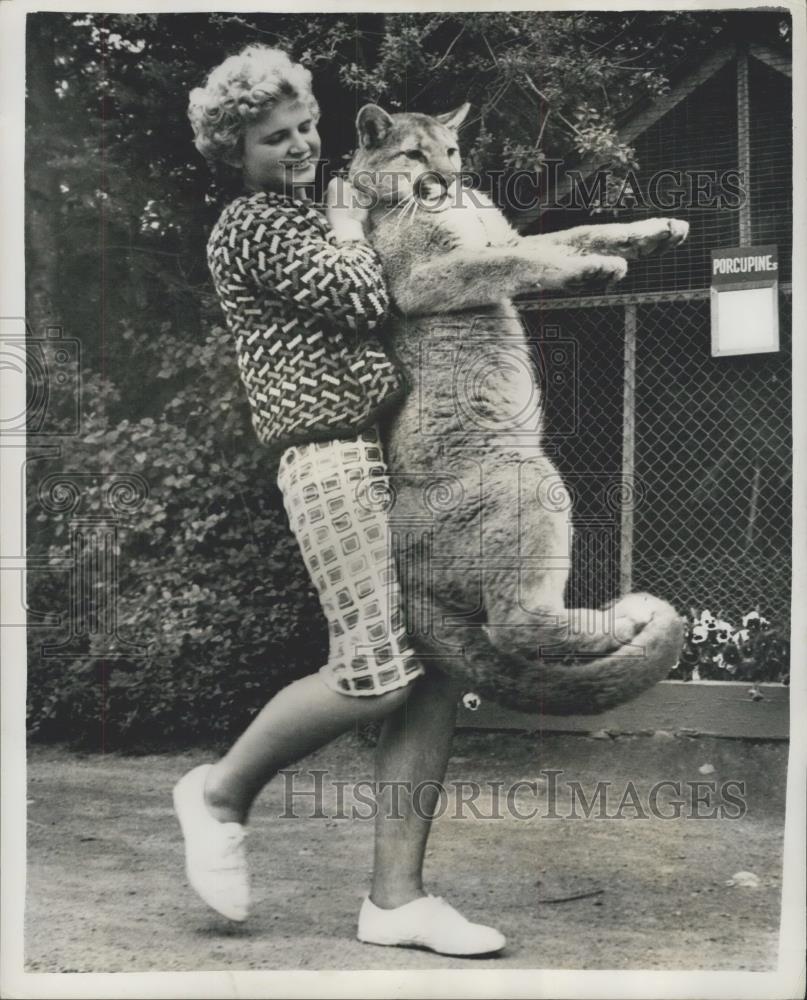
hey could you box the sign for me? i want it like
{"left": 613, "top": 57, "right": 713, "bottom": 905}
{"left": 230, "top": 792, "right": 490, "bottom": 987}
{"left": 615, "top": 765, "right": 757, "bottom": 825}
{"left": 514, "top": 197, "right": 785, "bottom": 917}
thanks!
{"left": 710, "top": 245, "right": 779, "bottom": 356}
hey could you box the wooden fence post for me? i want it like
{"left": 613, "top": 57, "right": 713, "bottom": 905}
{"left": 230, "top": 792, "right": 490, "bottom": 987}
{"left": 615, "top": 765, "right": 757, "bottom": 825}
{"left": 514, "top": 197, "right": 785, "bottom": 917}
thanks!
{"left": 737, "top": 45, "right": 752, "bottom": 245}
{"left": 620, "top": 304, "right": 637, "bottom": 594}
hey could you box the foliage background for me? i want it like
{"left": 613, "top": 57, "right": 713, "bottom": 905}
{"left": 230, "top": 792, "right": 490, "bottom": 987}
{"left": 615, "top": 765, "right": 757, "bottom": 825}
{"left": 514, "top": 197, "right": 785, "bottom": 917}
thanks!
{"left": 24, "top": 11, "right": 788, "bottom": 749}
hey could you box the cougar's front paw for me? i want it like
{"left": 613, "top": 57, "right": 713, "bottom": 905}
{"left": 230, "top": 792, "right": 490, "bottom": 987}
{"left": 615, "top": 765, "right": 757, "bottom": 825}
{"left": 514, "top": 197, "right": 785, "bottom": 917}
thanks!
{"left": 550, "top": 254, "right": 627, "bottom": 291}
{"left": 666, "top": 218, "right": 689, "bottom": 247}
{"left": 623, "top": 218, "right": 689, "bottom": 259}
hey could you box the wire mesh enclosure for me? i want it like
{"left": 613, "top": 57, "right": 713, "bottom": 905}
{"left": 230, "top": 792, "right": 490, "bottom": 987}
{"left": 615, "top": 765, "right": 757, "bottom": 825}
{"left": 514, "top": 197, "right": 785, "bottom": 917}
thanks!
{"left": 515, "top": 40, "right": 792, "bottom": 674}
{"left": 522, "top": 305, "right": 625, "bottom": 609}
{"left": 632, "top": 294, "right": 791, "bottom": 627}
{"left": 527, "top": 44, "right": 793, "bottom": 294}
{"left": 614, "top": 61, "right": 741, "bottom": 295}
{"left": 748, "top": 58, "right": 793, "bottom": 283}
{"left": 520, "top": 289, "right": 792, "bottom": 632}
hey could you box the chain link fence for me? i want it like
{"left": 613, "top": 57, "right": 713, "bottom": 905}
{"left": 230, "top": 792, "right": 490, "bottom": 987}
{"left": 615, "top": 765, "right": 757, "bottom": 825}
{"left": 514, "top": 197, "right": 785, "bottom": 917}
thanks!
{"left": 519, "top": 288, "right": 792, "bottom": 644}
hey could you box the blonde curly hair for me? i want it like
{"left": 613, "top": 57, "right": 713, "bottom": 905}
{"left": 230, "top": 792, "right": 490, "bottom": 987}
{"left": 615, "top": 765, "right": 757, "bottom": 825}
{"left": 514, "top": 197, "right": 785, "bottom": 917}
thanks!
{"left": 188, "top": 45, "right": 320, "bottom": 165}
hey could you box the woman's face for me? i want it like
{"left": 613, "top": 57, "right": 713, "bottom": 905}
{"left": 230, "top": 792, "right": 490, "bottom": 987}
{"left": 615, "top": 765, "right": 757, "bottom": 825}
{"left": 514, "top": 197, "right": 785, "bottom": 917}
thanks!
{"left": 240, "top": 98, "right": 321, "bottom": 194}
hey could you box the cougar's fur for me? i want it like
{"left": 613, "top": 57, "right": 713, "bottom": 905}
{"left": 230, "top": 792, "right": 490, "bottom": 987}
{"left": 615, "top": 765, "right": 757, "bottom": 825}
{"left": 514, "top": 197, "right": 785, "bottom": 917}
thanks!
{"left": 348, "top": 103, "right": 688, "bottom": 714}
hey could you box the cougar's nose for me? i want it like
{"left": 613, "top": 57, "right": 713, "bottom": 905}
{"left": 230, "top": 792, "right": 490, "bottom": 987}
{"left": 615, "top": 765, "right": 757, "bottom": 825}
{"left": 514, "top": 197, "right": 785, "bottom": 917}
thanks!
{"left": 437, "top": 163, "right": 458, "bottom": 186}
{"left": 414, "top": 170, "right": 450, "bottom": 197}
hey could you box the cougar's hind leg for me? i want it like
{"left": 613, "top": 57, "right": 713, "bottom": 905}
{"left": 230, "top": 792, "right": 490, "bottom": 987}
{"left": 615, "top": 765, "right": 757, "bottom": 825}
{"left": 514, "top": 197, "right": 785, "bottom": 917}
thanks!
{"left": 405, "top": 546, "right": 682, "bottom": 716}
{"left": 482, "top": 502, "right": 656, "bottom": 663}
{"left": 417, "top": 593, "right": 534, "bottom": 708}
{"left": 484, "top": 574, "right": 661, "bottom": 662}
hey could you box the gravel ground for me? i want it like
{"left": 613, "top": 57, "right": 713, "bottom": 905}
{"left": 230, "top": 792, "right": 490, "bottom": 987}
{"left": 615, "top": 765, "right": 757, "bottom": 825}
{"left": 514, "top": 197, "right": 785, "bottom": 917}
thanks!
{"left": 24, "top": 730, "right": 787, "bottom": 973}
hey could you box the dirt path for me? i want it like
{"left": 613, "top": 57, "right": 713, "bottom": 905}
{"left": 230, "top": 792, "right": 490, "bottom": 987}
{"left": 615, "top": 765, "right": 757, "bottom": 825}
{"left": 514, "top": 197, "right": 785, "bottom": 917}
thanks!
{"left": 24, "top": 731, "right": 787, "bottom": 972}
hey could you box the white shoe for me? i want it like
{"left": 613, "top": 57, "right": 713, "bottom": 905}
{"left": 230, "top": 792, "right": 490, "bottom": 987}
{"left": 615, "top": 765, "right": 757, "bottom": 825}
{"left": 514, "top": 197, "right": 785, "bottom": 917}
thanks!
{"left": 172, "top": 764, "right": 249, "bottom": 922}
{"left": 357, "top": 894, "right": 506, "bottom": 956}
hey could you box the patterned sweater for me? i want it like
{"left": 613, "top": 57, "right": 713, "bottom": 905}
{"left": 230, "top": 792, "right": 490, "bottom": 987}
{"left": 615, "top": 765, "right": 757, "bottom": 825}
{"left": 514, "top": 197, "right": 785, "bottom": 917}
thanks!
{"left": 207, "top": 190, "right": 407, "bottom": 455}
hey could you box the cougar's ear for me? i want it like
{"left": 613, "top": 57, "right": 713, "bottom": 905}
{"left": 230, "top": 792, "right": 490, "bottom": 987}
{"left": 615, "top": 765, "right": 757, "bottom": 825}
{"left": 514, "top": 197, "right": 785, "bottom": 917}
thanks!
{"left": 356, "top": 104, "right": 395, "bottom": 149}
{"left": 434, "top": 102, "right": 471, "bottom": 132}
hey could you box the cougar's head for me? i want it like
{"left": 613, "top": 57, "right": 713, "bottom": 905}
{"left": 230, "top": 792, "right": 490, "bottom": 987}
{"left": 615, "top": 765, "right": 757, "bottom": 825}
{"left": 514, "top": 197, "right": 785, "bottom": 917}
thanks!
{"left": 348, "top": 103, "right": 470, "bottom": 209}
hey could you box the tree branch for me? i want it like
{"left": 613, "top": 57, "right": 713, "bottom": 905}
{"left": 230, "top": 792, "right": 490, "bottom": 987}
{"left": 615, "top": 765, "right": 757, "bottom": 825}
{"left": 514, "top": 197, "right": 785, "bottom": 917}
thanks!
{"left": 582, "top": 16, "right": 638, "bottom": 56}
{"left": 433, "top": 24, "right": 466, "bottom": 70}
{"left": 408, "top": 23, "right": 466, "bottom": 102}
{"left": 536, "top": 107, "right": 551, "bottom": 150}
{"left": 521, "top": 74, "right": 582, "bottom": 137}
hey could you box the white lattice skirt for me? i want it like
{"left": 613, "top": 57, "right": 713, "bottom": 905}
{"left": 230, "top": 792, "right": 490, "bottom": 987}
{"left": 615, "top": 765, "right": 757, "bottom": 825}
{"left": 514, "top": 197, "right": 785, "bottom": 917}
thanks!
{"left": 277, "top": 427, "right": 425, "bottom": 696}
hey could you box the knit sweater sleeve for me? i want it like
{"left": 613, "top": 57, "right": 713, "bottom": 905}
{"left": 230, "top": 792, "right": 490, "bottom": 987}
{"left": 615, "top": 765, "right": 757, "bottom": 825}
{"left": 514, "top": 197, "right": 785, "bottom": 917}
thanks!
{"left": 219, "top": 194, "right": 390, "bottom": 338}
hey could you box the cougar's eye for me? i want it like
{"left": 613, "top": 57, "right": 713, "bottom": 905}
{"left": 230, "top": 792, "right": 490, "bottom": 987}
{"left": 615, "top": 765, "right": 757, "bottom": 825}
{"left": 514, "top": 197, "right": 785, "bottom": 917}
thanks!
{"left": 403, "top": 149, "right": 426, "bottom": 161}
{"left": 447, "top": 147, "right": 458, "bottom": 157}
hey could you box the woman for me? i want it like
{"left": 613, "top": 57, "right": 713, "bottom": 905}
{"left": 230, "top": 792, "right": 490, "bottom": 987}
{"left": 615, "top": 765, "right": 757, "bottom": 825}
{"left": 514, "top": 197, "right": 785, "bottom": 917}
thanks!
{"left": 175, "top": 44, "right": 505, "bottom": 956}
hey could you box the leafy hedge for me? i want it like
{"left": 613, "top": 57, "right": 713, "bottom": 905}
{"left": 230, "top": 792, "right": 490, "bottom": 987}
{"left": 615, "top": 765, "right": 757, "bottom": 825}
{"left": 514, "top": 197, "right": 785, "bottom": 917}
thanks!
{"left": 26, "top": 319, "right": 328, "bottom": 750}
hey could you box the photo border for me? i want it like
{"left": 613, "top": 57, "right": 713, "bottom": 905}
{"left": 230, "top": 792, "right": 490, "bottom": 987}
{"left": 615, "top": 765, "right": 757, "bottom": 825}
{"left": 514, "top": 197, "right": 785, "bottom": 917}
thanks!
{"left": 2, "top": 2, "right": 804, "bottom": 997}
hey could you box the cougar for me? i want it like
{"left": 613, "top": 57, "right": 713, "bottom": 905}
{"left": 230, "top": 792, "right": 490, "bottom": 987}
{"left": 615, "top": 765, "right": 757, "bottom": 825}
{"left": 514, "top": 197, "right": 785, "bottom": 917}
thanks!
{"left": 348, "top": 103, "right": 687, "bottom": 714}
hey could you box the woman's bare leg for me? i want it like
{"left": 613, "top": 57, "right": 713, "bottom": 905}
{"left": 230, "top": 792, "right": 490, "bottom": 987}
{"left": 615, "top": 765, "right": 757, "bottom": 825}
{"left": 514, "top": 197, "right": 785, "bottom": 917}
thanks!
{"left": 370, "top": 667, "right": 462, "bottom": 908}
{"left": 204, "top": 673, "right": 412, "bottom": 824}
{"left": 202, "top": 663, "right": 461, "bottom": 909}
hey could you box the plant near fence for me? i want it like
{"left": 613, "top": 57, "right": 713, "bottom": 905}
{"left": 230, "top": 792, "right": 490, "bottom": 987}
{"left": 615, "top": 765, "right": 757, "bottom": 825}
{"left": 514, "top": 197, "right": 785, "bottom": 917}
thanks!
{"left": 670, "top": 608, "right": 790, "bottom": 684}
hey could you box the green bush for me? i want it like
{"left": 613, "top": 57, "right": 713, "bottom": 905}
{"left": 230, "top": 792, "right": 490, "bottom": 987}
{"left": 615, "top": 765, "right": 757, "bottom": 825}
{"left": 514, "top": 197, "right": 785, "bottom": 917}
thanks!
{"left": 26, "top": 320, "right": 327, "bottom": 750}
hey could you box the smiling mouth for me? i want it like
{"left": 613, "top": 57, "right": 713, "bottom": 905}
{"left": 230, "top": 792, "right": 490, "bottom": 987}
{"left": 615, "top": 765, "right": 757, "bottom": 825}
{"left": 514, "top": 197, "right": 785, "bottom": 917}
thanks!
{"left": 283, "top": 158, "right": 314, "bottom": 170}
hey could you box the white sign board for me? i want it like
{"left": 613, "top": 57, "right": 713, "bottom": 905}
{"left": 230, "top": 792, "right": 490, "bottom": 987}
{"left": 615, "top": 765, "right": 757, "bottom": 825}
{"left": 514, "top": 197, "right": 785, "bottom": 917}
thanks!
{"left": 710, "top": 246, "right": 780, "bottom": 357}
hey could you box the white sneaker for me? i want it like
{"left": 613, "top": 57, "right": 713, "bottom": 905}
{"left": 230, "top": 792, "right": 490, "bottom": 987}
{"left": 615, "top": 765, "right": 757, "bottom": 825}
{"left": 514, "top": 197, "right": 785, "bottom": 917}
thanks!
{"left": 357, "top": 894, "right": 506, "bottom": 956}
{"left": 172, "top": 764, "right": 249, "bottom": 922}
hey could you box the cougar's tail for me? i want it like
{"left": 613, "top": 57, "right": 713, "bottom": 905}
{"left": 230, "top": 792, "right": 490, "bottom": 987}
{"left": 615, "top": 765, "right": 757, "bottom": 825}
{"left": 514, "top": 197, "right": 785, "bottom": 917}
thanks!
{"left": 423, "top": 597, "right": 684, "bottom": 716}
